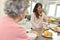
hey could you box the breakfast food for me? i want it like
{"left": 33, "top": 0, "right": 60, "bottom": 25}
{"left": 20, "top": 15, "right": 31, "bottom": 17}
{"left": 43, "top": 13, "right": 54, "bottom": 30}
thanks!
{"left": 53, "top": 26, "right": 58, "bottom": 31}
{"left": 42, "top": 30, "right": 52, "bottom": 37}
{"left": 44, "top": 28, "right": 49, "bottom": 31}
{"left": 44, "top": 30, "right": 48, "bottom": 36}
{"left": 48, "top": 17, "right": 56, "bottom": 23}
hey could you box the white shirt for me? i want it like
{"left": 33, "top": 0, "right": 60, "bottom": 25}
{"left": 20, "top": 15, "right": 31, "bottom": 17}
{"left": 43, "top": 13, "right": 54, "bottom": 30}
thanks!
{"left": 31, "top": 12, "right": 48, "bottom": 29}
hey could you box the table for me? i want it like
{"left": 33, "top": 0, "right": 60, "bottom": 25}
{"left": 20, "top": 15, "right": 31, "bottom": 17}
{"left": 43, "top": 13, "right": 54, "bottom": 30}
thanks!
{"left": 32, "top": 29, "right": 52, "bottom": 40}
{"left": 32, "top": 29, "right": 60, "bottom": 40}
{"left": 21, "top": 23, "right": 60, "bottom": 40}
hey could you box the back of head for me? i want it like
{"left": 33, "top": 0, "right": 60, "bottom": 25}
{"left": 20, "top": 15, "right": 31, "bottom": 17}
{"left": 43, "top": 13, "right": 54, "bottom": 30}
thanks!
{"left": 5, "top": 0, "right": 29, "bottom": 18}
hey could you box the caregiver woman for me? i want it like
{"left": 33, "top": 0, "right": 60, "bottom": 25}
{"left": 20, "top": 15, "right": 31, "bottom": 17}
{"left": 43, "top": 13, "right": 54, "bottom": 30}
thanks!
{"left": 31, "top": 3, "right": 49, "bottom": 30}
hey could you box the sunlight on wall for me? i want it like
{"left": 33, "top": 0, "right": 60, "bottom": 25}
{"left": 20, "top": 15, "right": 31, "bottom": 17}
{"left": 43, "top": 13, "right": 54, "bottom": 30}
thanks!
{"left": 47, "top": 4, "right": 56, "bottom": 17}
{"left": 0, "top": 0, "right": 6, "bottom": 17}
{"left": 56, "top": 5, "right": 60, "bottom": 18}
{"left": 27, "top": 1, "right": 36, "bottom": 15}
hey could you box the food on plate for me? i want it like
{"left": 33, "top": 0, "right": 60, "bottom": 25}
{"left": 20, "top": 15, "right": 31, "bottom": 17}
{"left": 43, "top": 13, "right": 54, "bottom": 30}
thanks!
{"left": 53, "top": 26, "right": 58, "bottom": 31}
{"left": 48, "top": 32, "right": 52, "bottom": 37}
{"left": 44, "top": 30, "right": 48, "bottom": 36}
{"left": 44, "top": 28, "right": 49, "bottom": 31}
{"left": 52, "top": 26, "right": 60, "bottom": 32}
{"left": 50, "top": 18, "right": 56, "bottom": 22}
{"left": 42, "top": 30, "right": 52, "bottom": 37}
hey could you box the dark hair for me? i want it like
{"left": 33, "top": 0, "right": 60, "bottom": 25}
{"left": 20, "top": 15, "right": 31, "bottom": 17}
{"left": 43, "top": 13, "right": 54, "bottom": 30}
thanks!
{"left": 33, "top": 3, "right": 42, "bottom": 18}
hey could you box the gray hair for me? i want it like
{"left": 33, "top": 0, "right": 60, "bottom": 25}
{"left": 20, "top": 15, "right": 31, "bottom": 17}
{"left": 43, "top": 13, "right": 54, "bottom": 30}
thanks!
{"left": 5, "top": 0, "right": 29, "bottom": 17}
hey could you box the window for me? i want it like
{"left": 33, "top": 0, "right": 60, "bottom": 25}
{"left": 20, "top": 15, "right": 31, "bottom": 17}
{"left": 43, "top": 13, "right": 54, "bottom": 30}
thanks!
{"left": 56, "top": 5, "right": 60, "bottom": 18}
{"left": 47, "top": 4, "right": 56, "bottom": 17}
{"left": 27, "top": 1, "right": 36, "bottom": 15}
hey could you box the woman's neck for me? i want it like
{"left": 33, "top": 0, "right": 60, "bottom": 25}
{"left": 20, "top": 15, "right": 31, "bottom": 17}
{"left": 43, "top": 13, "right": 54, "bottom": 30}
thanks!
{"left": 9, "top": 16, "right": 20, "bottom": 23}
{"left": 38, "top": 11, "right": 42, "bottom": 13}
{"left": 38, "top": 12, "right": 42, "bottom": 17}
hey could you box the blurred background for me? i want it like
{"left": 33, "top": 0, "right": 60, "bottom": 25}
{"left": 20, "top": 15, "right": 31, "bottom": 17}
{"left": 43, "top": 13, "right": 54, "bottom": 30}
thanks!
{"left": 0, "top": 0, "right": 60, "bottom": 18}
{"left": 1, "top": 0, "right": 60, "bottom": 24}
{"left": 1, "top": 0, "right": 60, "bottom": 40}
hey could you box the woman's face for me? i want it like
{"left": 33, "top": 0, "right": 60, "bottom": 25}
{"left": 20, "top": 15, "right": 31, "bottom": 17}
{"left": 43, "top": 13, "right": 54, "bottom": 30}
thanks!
{"left": 37, "top": 6, "right": 42, "bottom": 13}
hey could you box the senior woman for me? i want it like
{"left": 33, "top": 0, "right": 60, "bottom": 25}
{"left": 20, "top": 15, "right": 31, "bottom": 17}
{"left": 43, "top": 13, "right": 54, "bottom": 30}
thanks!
{"left": 0, "top": 0, "right": 30, "bottom": 40}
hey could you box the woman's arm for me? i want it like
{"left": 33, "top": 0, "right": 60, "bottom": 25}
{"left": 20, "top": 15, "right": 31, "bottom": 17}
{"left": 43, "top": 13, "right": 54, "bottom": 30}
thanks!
{"left": 43, "top": 13, "right": 48, "bottom": 20}
{"left": 43, "top": 13, "right": 51, "bottom": 23}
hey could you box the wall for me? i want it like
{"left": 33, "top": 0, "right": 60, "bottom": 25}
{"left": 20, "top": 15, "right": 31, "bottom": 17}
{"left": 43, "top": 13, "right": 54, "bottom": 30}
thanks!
{"left": 0, "top": 0, "right": 6, "bottom": 17}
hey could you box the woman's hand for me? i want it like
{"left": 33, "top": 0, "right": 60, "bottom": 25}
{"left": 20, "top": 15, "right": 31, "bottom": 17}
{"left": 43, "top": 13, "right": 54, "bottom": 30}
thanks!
{"left": 46, "top": 19, "right": 51, "bottom": 24}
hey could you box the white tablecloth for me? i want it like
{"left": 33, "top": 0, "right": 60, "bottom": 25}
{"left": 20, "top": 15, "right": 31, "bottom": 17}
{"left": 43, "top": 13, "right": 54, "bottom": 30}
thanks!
{"left": 49, "top": 30, "right": 60, "bottom": 40}
{"left": 27, "top": 33, "right": 37, "bottom": 40}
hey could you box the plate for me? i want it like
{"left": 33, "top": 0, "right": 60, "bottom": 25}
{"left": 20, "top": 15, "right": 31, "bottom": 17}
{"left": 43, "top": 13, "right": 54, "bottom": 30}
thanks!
{"left": 42, "top": 33, "right": 52, "bottom": 38}
{"left": 42, "top": 30, "right": 52, "bottom": 38}
{"left": 51, "top": 26, "right": 60, "bottom": 33}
